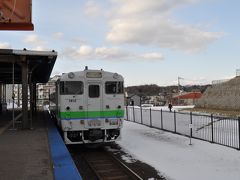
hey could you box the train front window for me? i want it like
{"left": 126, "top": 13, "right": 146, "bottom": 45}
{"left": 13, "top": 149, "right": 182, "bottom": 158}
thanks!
{"left": 60, "top": 81, "right": 83, "bottom": 95}
{"left": 89, "top": 85, "right": 100, "bottom": 98}
{"left": 105, "top": 81, "right": 123, "bottom": 94}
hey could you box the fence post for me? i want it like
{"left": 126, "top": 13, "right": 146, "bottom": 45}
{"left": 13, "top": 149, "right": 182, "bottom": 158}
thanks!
{"left": 126, "top": 106, "right": 128, "bottom": 121}
{"left": 211, "top": 114, "right": 214, "bottom": 143}
{"left": 140, "top": 106, "right": 143, "bottom": 124}
{"left": 190, "top": 112, "right": 193, "bottom": 138}
{"left": 238, "top": 117, "right": 240, "bottom": 150}
{"left": 174, "top": 110, "right": 176, "bottom": 133}
{"left": 150, "top": 108, "right": 152, "bottom": 127}
{"left": 161, "top": 109, "right": 163, "bottom": 129}
{"left": 133, "top": 106, "right": 135, "bottom": 122}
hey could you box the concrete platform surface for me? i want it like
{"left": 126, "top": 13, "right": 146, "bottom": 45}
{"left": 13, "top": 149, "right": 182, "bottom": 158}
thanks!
{"left": 0, "top": 111, "right": 54, "bottom": 180}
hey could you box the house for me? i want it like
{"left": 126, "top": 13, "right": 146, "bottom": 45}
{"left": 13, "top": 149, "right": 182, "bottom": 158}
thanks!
{"left": 172, "top": 92, "right": 202, "bottom": 105}
{"left": 126, "top": 94, "right": 141, "bottom": 106}
{"left": 37, "top": 75, "right": 60, "bottom": 106}
{"left": 144, "top": 95, "right": 165, "bottom": 106}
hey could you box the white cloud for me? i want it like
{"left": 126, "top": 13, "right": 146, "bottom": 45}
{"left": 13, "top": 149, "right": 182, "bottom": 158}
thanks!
{"left": 23, "top": 34, "right": 49, "bottom": 51}
{"left": 71, "top": 38, "right": 87, "bottom": 44}
{"left": 32, "top": 46, "right": 49, "bottom": 51}
{"left": 95, "top": 47, "right": 131, "bottom": 60}
{"left": 114, "top": 0, "right": 196, "bottom": 17}
{"left": 140, "top": 52, "right": 164, "bottom": 60}
{"left": 24, "top": 34, "right": 42, "bottom": 44}
{"left": 62, "top": 45, "right": 163, "bottom": 61}
{"left": 77, "top": 45, "right": 93, "bottom": 56}
{"left": 106, "top": 0, "right": 223, "bottom": 53}
{"left": 53, "top": 32, "right": 64, "bottom": 39}
{"left": 0, "top": 42, "right": 11, "bottom": 49}
{"left": 84, "top": 1, "right": 102, "bottom": 17}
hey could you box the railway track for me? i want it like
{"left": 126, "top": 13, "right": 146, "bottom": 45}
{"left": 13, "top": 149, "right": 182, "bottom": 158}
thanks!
{"left": 69, "top": 144, "right": 165, "bottom": 180}
{"left": 81, "top": 148, "right": 143, "bottom": 180}
{"left": 69, "top": 145, "right": 144, "bottom": 180}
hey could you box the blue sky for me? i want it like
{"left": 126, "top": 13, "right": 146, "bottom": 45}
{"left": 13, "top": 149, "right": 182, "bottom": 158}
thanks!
{"left": 0, "top": 0, "right": 239, "bottom": 86}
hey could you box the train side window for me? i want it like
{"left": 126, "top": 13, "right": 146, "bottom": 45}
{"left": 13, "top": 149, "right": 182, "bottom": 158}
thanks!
{"left": 89, "top": 85, "right": 100, "bottom": 98}
{"left": 60, "top": 81, "right": 83, "bottom": 95}
{"left": 105, "top": 81, "right": 123, "bottom": 94}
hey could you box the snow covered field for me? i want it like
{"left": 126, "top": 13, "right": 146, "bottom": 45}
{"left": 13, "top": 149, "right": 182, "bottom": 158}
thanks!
{"left": 117, "top": 120, "right": 240, "bottom": 180}
{"left": 126, "top": 106, "right": 240, "bottom": 149}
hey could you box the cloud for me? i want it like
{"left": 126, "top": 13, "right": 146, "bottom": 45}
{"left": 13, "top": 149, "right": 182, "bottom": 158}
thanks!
{"left": 32, "top": 46, "right": 49, "bottom": 51}
{"left": 0, "top": 42, "right": 11, "bottom": 49}
{"left": 84, "top": 1, "right": 103, "bottom": 17}
{"left": 53, "top": 32, "right": 64, "bottom": 39}
{"left": 24, "top": 34, "right": 43, "bottom": 45}
{"left": 106, "top": 0, "right": 223, "bottom": 53}
{"left": 61, "top": 45, "right": 94, "bottom": 59}
{"left": 77, "top": 45, "right": 93, "bottom": 56}
{"left": 114, "top": 0, "right": 196, "bottom": 17}
{"left": 62, "top": 45, "right": 164, "bottom": 61}
{"left": 140, "top": 52, "right": 164, "bottom": 60}
{"left": 95, "top": 47, "right": 131, "bottom": 60}
{"left": 23, "top": 34, "right": 49, "bottom": 51}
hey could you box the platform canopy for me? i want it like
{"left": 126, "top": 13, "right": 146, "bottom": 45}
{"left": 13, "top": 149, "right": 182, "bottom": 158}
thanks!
{"left": 0, "top": 49, "right": 57, "bottom": 84}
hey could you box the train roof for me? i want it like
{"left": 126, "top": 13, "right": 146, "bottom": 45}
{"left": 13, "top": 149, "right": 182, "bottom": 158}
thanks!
{"left": 59, "top": 68, "right": 124, "bottom": 81}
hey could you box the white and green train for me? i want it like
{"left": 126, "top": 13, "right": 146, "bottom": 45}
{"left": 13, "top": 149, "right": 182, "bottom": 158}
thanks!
{"left": 52, "top": 67, "right": 124, "bottom": 144}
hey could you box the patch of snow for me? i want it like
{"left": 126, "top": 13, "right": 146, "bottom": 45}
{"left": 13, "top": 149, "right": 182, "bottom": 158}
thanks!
{"left": 150, "top": 105, "right": 194, "bottom": 112}
{"left": 117, "top": 121, "right": 240, "bottom": 180}
{"left": 120, "top": 154, "right": 137, "bottom": 163}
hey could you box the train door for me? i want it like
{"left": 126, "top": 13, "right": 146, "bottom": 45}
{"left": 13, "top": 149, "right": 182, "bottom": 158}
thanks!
{"left": 87, "top": 82, "right": 102, "bottom": 119}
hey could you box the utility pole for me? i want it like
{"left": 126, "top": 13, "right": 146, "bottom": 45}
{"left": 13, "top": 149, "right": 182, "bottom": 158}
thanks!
{"left": 178, "top": 77, "right": 184, "bottom": 105}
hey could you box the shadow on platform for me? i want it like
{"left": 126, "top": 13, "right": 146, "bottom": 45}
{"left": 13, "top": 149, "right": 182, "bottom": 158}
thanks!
{"left": 0, "top": 110, "right": 54, "bottom": 180}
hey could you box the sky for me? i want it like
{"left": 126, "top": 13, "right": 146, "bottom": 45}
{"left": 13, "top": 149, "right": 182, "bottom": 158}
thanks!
{"left": 0, "top": 0, "right": 240, "bottom": 86}
{"left": 114, "top": 110, "right": 240, "bottom": 180}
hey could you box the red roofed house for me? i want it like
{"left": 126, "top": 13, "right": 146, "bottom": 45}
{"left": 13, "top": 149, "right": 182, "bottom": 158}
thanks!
{"left": 172, "top": 92, "right": 202, "bottom": 105}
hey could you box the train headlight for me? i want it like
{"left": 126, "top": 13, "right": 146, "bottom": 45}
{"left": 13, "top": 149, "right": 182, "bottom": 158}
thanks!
{"left": 68, "top": 72, "right": 75, "bottom": 79}
{"left": 66, "top": 106, "right": 70, "bottom": 111}
{"left": 113, "top": 73, "right": 119, "bottom": 79}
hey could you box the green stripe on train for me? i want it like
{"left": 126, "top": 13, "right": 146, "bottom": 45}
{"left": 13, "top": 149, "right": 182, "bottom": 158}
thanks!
{"left": 59, "top": 110, "right": 124, "bottom": 119}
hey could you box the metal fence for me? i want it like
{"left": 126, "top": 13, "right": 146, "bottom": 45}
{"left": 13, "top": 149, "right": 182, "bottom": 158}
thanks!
{"left": 125, "top": 106, "right": 240, "bottom": 150}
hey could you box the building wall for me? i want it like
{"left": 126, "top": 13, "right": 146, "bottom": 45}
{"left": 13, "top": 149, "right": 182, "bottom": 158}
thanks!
{"left": 128, "top": 95, "right": 141, "bottom": 106}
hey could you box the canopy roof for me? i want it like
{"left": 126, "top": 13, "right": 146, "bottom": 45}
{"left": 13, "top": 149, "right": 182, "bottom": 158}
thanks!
{"left": 0, "top": 49, "right": 57, "bottom": 84}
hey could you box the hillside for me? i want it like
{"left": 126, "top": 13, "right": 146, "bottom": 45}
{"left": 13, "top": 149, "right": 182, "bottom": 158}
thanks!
{"left": 125, "top": 84, "right": 210, "bottom": 96}
{"left": 196, "top": 76, "right": 240, "bottom": 110}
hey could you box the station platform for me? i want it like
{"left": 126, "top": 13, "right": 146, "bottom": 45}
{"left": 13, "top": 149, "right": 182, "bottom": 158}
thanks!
{"left": 0, "top": 110, "right": 82, "bottom": 180}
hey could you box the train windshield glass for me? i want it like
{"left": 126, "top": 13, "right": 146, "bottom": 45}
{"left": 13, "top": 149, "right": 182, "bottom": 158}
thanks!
{"left": 60, "top": 81, "right": 83, "bottom": 95}
{"left": 105, "top": 81, "right": 124, "bottom": 94}
{"left": 89, "top": 85, "right": 100, "bottom": 98}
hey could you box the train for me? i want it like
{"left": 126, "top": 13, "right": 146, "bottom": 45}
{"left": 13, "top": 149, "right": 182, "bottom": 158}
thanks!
{"left": 51, "top": 67, "right": 124, "bottom": 144}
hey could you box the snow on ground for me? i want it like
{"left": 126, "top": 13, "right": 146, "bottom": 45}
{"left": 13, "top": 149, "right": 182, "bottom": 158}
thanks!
{"left": 117, "top": 120, "right": 240, "bottom": 180}
{"left": 6, "top": 102, "right": 19, "bottom": 109}
{"left": 150, "top": 105, "right": 194, "bottom": 112}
